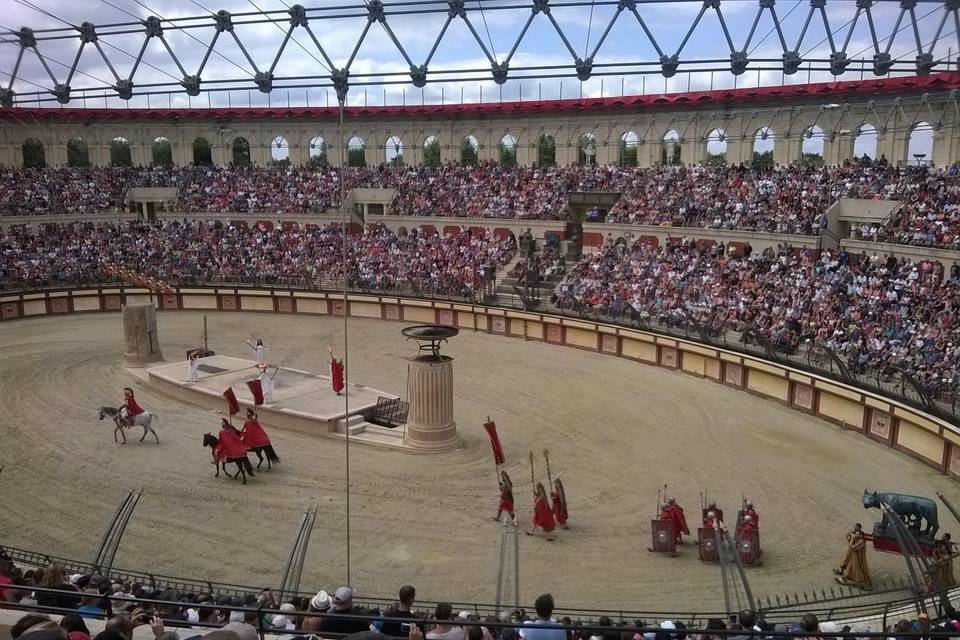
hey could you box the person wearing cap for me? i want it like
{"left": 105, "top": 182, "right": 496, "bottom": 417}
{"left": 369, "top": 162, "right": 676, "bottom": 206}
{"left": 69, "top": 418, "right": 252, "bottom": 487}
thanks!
{"left": 302, "top": 590, "right": 331, "bottom": 633}
{"left": 269, "top": 604, "right": 297, "bottom": 631}
{"left": 321, "top": 587, "right": 369, "bottom": 636}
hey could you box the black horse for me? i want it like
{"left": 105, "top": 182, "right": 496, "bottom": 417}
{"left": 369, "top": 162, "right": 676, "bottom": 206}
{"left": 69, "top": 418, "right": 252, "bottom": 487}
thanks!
{"left": 249, "top": 444, "right": 280, "bottom": 470}
{"left": 202, "top": 433, "right": 255, "bottom": 485}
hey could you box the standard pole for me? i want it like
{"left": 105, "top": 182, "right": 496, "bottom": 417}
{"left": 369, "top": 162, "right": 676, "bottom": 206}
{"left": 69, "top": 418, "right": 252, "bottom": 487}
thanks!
{"left": 339, "top": 97, "right": 352, "bottom": 587}
{"left": 494, "top": 521, "right": 507, "bottom": 614}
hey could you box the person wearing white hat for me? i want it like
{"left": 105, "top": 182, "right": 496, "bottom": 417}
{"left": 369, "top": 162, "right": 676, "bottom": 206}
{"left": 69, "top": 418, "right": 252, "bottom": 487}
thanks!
{"left": 302, "top": 590, "right": 331, "bottom": 633}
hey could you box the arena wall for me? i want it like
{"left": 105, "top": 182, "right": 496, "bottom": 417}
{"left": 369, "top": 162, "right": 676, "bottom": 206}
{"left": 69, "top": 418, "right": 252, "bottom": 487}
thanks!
{"left": 3, "top": 285, "right": 959, "bottom": 479}
{"left": 1, "top": 76, "right": 958, "bottom": 168}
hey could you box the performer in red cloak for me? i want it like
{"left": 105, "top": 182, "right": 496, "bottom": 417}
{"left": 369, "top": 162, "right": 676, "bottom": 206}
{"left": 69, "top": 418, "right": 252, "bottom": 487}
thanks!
{"left": 742, "top": 500, "right": 759, "bottom": 526}
{"left": 328, "top": 345, "right": 345, "bottom": 395}
{"left": 703, "top": 510, "right": 718, "bottom": 529}
{"left": 527, "top": 482, "right": 556, "bottom": 540}
{"left": 241, "top": 408, "right": 271, "bottom": 447}
{"left": 121, "top": 387, "right": 145, "bottom": 426}
{"left": 663, "top": 497, "right": 691, "bottom": 544}
{"left": 551, "top": 478, "right": 569, "bottom": 529}
{"left": 217, "top": 419, "right": 250, "bottom": 462}
{"left": 495, "top": 470, "right": 517, "bottom": 525}
{"left": 241, "top": 408, "right": 280, "bottom": 469}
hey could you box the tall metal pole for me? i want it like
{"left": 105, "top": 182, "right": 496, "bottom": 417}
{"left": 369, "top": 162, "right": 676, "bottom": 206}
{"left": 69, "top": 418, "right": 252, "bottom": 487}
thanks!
{"left": 339, "top": 97, "right": 352, "bottom": 586}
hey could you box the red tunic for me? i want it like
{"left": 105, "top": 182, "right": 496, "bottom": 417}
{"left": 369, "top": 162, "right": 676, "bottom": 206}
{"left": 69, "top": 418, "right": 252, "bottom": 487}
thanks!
{"left": 217, "top": 428, "right": 248, "bottom": 460}
{"left": 665, "top": 504, "right": 690, "bottom": 535}
{"left": 551, "top": 491, "right": 568, "bottom": 525}
{"left": 331, "top": 358, "right": 345, "bottom": 393}
{"left": 124, "top": 396, "right": 145, "bottom": 416}
{"left": 241, "top": 419, "right": 271, "bottom": 448}
{"left": 743, "top": 508, "right": 759, "bottom": 525}
{"left": 499, "top": 485, "right": 514, "bottom": 513}
{"left": 533, "top": 496, "right": 556, "bottom": 532}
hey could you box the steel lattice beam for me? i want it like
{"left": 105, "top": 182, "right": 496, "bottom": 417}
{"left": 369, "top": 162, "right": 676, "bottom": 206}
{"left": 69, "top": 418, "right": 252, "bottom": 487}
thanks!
{"left": 2, "top": 0, "right": 960, "bottom": 107}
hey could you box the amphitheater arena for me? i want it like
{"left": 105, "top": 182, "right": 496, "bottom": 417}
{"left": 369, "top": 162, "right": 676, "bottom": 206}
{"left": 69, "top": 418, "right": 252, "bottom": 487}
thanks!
{"left": 2, "top": 74, "right": 960, "bottom": 617}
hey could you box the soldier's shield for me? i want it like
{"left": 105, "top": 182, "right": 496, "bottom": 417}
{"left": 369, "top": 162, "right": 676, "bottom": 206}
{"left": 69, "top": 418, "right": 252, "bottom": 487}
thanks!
{"left": 736, "top": 527, "right": 760, "bottom": 565}
{"left": 651, "top": 519, "right": 676, "bottom": 553}
{"left": 698, "top": 527, "right": 720, "bottom": 561}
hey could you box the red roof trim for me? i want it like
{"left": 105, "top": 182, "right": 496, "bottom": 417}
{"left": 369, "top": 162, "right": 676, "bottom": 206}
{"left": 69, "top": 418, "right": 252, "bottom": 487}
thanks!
{"left": 1, "top": 73, "right": 956, "bottom": 123}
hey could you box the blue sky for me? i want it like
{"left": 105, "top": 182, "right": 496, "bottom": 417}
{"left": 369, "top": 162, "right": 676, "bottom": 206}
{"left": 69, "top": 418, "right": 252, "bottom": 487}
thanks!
{"left": 2, "top": 0, "right": 958, "bottom": 110}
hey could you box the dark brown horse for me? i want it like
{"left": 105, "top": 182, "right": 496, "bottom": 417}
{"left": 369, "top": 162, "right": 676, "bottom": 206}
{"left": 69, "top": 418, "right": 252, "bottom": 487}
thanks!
{"left": 202, "top": 433, "right": 255, "bottom": 485}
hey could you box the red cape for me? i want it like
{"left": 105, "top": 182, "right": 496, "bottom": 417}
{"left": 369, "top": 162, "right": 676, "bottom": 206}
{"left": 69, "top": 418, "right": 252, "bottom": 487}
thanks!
{"left": 125, "top": 397, "right": 145, "bottom": 415}
{"left": 551, "top": 491, "right": 568, "bottom": 525}
{"left": 241, "top": 419, "right": 271, "bottom": 447}
{"left": 533, "top": 496, "right": 556, "bottom": 532}
{"left": 217, "top": 428, "right": 248, "bottom": 459}
{"left": 499, "top": 485, "right": 514, "bottom": 512}
{"left": 665, "top": 504, "right": 690, "bottom": 535}
{"left": 331, "top": 358, "right": 345, "bottom": 393}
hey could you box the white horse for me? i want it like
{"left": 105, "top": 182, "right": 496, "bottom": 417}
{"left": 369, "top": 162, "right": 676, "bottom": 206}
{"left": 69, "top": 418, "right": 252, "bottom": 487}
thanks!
{"left": 98, "top": 406, "right": 160, "bottom": 444}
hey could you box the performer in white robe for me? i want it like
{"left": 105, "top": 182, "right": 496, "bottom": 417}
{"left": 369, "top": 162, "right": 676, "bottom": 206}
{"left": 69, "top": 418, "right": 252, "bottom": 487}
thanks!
{"left": 260, "top": 367, "right": 275, "bottom": 403}
{"left": 187, "top": 351, "right": 200, "bottom": 382}
{"left": 244, "top": 338, "right": 267, "bottom": 365}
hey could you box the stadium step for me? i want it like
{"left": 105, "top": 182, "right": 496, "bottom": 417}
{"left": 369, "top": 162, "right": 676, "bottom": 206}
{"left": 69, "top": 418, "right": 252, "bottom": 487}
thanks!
{"left": 335, "top": 413, "right": 367, "bottom": 435}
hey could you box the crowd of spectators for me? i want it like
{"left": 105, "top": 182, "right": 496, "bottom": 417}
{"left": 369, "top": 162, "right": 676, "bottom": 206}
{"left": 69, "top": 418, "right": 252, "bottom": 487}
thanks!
{"left": 0, "top": 221, "right": 515, "bottom": 298}
{"left": 3, "top": 556, "right": 931, "bottom": 640}
{"left": 552, "top": 238, "right": 960, "bottom": 393}
{"left": 3, "top": 162, "right": 960, "bottom": 247}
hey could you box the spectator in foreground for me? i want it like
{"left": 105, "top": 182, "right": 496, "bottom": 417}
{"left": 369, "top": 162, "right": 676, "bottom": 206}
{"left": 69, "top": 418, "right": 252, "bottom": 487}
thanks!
{"left": 381, "top": 585, "right": 418, "bottom": 638}
{"left": 302, "top": 590, "right": 331, "bottom": 633}
{"left": 59, "top": 614, "right": 91, "bottom": 640}
{"left": 425, "top": 603, "right": 462, "bottom": 640}
{"left": 322, "top": 586, "right": 370, "bottom": 636}
{"left": 520, "top": 594, "right": 565, "bottom": 640}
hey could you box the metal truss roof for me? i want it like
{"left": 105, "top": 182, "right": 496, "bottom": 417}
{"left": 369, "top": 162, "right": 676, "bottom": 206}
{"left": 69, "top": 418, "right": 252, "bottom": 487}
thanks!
{"left": 2, "top": 0, "right": 960, "bottom": 107}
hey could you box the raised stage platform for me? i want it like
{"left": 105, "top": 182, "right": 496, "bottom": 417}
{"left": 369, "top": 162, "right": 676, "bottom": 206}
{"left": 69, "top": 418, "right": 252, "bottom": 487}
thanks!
{"left": 143, "top": 355, "right": 412, "bottom": 450}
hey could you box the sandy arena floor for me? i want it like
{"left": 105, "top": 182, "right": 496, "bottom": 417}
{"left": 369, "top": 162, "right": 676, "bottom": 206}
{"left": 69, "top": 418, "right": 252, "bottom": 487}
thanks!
{"left": 1, "top": 311, "right": 958, "bottom": 611}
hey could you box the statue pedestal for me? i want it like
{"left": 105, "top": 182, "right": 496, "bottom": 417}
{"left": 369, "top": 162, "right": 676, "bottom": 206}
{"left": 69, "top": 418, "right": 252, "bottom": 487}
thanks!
{"left": 123, "top": 303, "right": 164, "bottom": 366}
{"left": 404, "top": 355, "right": 463, "bottom": 452}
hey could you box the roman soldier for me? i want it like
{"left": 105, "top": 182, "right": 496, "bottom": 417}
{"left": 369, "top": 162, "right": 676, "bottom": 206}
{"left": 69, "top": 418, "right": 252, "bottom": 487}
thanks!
{"left": 703, "top": 510, "right": 718, "bottom": 529}
{"left": 663, "top": 497, "right": 691, "bottom": 544}
{"left": 551, "top": 478, "right": 569, "bottom": 529}
{"left": 495, "top": 470, "right": 516, "bottom": 525}
{"left": 241, "top": 409, "right": 272, "bottom": 449}
{"left": 121, "top": 387, "right": 145, "bottom": 426}
{"left": 329, "top": 345, "right": 345, "bottom": 395}
{"left": 217, "top": 419, "right": 250, "bottom": 463}
{"left": 742, "top": 500, "right": 759, "bottom": 526}
{"left": 527, "top": 481, "right": 556, "bottom": 540}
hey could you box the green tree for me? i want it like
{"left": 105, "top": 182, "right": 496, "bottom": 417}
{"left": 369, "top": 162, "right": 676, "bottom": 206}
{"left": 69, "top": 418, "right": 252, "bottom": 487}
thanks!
{"left": 232, "top": 138, "right": 251, "bottom": 166}
{"left": 536, "top": 136, "right": 556, "bottom": 167}
{"left": 661, "top": 141, "right": 681, "bottom": 165}
{"left": 192, "top": 138, "right": 212, "bottom": 166}
{"left": 461, "top": 138, "right": 478, "bottom": 166}
{"left": 152, "top": 139, "right": 173, "bottom": 166}
{"left": 268, "top": 158, "right": 291, "bottom": 169}
{"left": 619, "top": 143, "right": 638, "bottom": 167}
{"left": 348, "top": 147, "right": 366, "bottom": 167}
{"left": 22, "top": 139, "right": 45, "bottom": 168}
{"left": 110, "top": 139, "right": 132, "bottom": 167}
{"left": 67, "top": 138, "right": 90, "bottom": 167}
{"left": 705, "top": 152, "right": 726, "bottom": 167}
{"left": 424, "top": 139, "right": 441, "bottom": 168}
{"left": 752, "top": 150, "right": 774, "bottom": 167}
{"left": 800, "top": 152, "right": 823, "bottom": 167}
{"left": 307, "top": 144, "right": 329, "bottom": 168}
{"left": 498, "top": 142, "right": 516, "bottom": 167}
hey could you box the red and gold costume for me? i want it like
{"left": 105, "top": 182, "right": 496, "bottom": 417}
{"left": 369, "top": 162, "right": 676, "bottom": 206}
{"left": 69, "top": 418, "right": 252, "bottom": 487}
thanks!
{"left": 241, "top": 417, "right": 271, "bottom": 448}
{"left": 533, "top": 493, "right": 556, "bottom": 533}
{"left": 124, "top": 395, "right": 145, "bottom": 416}
{"left": 216, "top": 426, "right": 249, "bottom": 460}
{"left": 661, "top": 501, "right": 690, "bottom": 543}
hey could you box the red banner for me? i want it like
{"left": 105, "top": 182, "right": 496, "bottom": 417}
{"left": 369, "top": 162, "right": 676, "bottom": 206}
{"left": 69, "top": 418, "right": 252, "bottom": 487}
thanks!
{"left": 246, "top": 379, "right": 264, "bottom": 406}
{"left": 483, "top": 419, "right": 505, "bottom": 465}
{"left": 223, "top": 387, "right": 240, "bottom": 415}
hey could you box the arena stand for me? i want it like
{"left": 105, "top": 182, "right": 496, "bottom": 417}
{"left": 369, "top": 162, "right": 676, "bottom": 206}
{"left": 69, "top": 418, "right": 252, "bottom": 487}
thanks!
{"left": 2, "top": 164, "right": 960, "bottom": 248}
{"left": 0, "top": 545, "right": 956, "bottom": 640}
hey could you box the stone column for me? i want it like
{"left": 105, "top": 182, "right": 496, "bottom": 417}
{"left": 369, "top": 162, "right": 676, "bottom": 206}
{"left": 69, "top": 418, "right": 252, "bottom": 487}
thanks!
{"left": 123, "top": 303, "right": 164, "bottom": 366}
{"left": 404, "top": 355, "right": 463, "bottom": 452}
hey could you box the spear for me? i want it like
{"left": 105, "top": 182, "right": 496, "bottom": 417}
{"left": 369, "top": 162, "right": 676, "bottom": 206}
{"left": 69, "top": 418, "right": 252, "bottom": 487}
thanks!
{"left": 529, "top": 450, "right": 536, "bottom": 496}
{"left": 543, "top": 448, "right": 553, "bottom": 489}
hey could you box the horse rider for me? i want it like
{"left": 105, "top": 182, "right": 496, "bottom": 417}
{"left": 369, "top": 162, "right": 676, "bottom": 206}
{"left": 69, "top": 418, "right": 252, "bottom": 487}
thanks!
{"left": 217, "top": 419, "right": 251, "bottom": 466}
{"left": 121, "top": 387, "right": 145, "bottom": 426}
